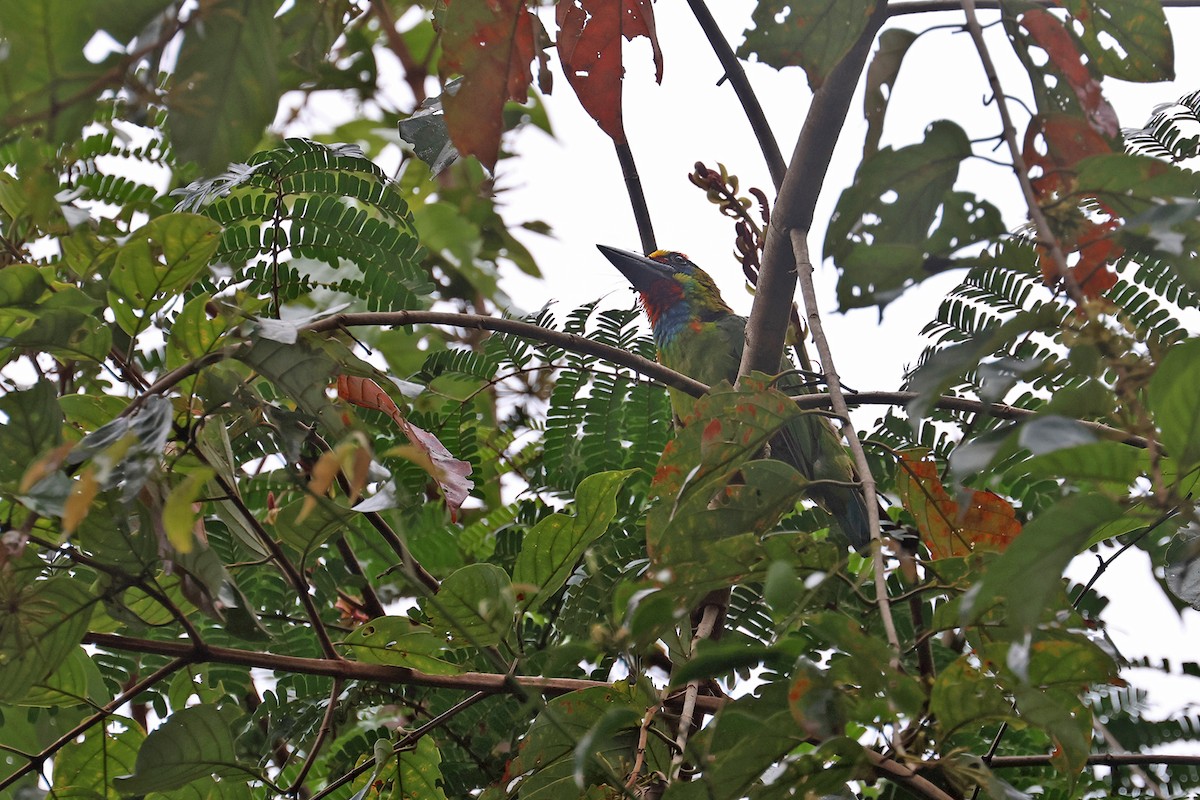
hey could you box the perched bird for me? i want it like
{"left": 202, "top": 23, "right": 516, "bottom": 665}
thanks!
{"left": 597, "top": 245, "right": 870, "bottom": 549}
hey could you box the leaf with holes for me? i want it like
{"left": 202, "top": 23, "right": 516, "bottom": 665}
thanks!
{"left": 1061, "top": 0, "right": 1173, "bottom": 82}
{"left": 828, "top": 121, "right": 1003, "bottom": 309}
{"left": 436, "top": 0, "right": 537, "bottom": 170}
{"left": 557, "top": 0, "right": 663, "bottom": 143}
{"left": 738, "top": 0, "right": 875, "bottom": 90}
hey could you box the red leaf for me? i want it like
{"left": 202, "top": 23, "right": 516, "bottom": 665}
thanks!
{"left": 438, "top": 0, "right": 538, "bottom": 170}
{"left": 337, "top": 375, "right": 474, "bottom": 518}
{"left": 897, "top": 452, "right": 1021, "bottom": 560}
{"left": 557, "top": 0, "right": 663, "bottom": 143}
{"left": 1023, "top": 114, "right": 1113, "bottom": 201}
{"left": 1020, "top": 9, "right": 1118, "bottom": 139}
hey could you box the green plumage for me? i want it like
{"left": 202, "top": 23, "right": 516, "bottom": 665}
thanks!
{"left": 598, "top": 245, "right": 870, "bottom": 549}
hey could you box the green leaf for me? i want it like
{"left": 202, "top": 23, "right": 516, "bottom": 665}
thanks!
{"left": 1022, "top": 440, "right": 1142, "bottom": 485}
{"left": 508, "top": 684, "right": 660, "bottom": 799}
{"left": 168, "top": 0, "right": 282, "bottom": 172}
{"left": 513, "top": 469, "right": 635, "bottom": 612}
{"left": 0, "top": 263, "right": 47, "bottom": 307}
{"left": 737, "top": 0, "right": 875, "bottom": 89}
{"left": 0, "top": 0, "right": 168, "bottom": 140}
{"left": 426, "top": 563, "right": 515, "bottom": 647}
{"left": 19, "top": 646, "right": 107, "bottom": 708}
{"left": 646, "top": 378, "right": 810, "bottom": 591}
{"left": 1149, "top": 338, "right": 1200, "bottom": 473}
{"left": 1061, "top": 0, "right": 1173, "bottom": 82}
{"left": 114, "top": 704, "right": 242, "bottom": 793}
{"left": 828, "top": 121, "right": 1004, "bottom": 309}
{"left": 0, "top": 381, "right": 62, "bottom": 484}
{"left": 669, "top": 640, "right": 784, "bottom": 687}
{"left": 271, "top": 495, "right": 355, "bottom": 554}
{"left": 394, "top": 736, "right": 449, "bottom": 800}
{"left": 0, "top": 567, "right": 94, "bottom": 703}
{"left": 930, "top": 657, "right": 1014, "bottom": 738}
{"left": 340, "top": 617, "right": 461, "bottom": 674}
{"left": 107, "top": 213, "right": 221, "bottom": 336}
{"left": 863, "top": 28, "right": 918, "bottom": 158}
{"left": 52, "top": 715, "right": 145, "bottom": 798}
{"left": 961, "top": 494, "right": 1122, "bottom": 632}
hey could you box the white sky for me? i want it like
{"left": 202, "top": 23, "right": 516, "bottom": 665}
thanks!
{"left": 282, "top": 2, "right": 1200, "bottom": 728}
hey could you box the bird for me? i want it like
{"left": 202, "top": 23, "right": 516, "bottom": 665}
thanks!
{"left": 597, "top": 244, "right": 870, "bottom": 549}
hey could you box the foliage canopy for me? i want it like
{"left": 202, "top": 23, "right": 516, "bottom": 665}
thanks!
{"left": 1, "top": 1, "right": 1200, "bottom": 799}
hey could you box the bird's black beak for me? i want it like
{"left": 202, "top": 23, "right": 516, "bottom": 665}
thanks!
{"left": 596, "top": 245, "right": 670, "bottom": 294}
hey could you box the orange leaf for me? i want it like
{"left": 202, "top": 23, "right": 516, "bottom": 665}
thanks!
{"left": 1020, "top": 10, "right": 1117, "bottom": 138}
{"left": 337, "top": 375, "right": 474, "bottom": 518}
{"left": 897, "top": 452, "right": 1021, "bottom": 560}
{"left": 438, "top": 0, "right": 538, "bottom": 170}
{"left": 557, "top": 0, "right": 663, "bottom": 144}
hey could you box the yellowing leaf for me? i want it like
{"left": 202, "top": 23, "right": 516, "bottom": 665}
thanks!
{"left": 162, "top": 468, "right": 214, "bottom": 554}
{"left": 897, "top": 451, "right": 1021, "bottom": 560}
{"left": 62, "top": 466, "right": 99, "bottom": 535}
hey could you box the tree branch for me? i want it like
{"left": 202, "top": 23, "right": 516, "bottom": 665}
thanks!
{"left": 82, "top": 632, "right": 727, "bottom": 715}
{"left": 615, "top": 141, "right": 657, "bottom": 254}
{"left": 960, "top": 0, "right": 1083, "bottom": 304}
{"left": 739, "top": 0, "right": 889, "bottom": 377}
{"left": 0, "top": 657, "right": 192, "bottom": 792}
{"left": 684, "top": 0, "right": 785, "bottom": 189}
{"left": 887, "top": 0, "right": 1200, "bottom": 14}
{"left": 301, "top": 311, "right": 708, "bottom": 397}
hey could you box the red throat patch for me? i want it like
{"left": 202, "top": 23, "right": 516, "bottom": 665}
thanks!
{"left": 640, "top": 280, "right": 683, "bottom": 325}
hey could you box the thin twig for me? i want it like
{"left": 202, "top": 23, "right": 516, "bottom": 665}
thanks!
{"left": 790, "top": 231, "right": 903, "bottom": 669}
{"left": 0, "top": 657, "right": 192, "bottom": 792}
{"left": 310, "top": 691, "right": 491, "bottom": 800}
{"left": 287, "top": 677, "right": 345, "bottom": 792}
{"left": 207, "top": 469, "right": 341, "bottom": 660}
{"left": 738, "top": 0, "right": 889, "bottom": 377}
{"left": 960, "top": 0, "right": 1084, "bottom": 305}
{"left": 888, "top": 0, "right": 1200, "bottom": 14}
{"left": 302, "top": 311, "right": 707, "bottom": 397}
{"left": 670, "top": 603, "right": 722, "bottom": 778}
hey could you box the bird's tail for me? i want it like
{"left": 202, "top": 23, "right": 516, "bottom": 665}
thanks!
{"left": 813, "top": 480, "right": 872, "bottom": 550}
{"left": 771, "top": 414, "right": 872, "bottom": 550}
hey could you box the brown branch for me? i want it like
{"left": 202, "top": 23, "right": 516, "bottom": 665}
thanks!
{"left": 989, "top": 752, "right": 1200, "bottom": 769}
{"left": 300, "top": 311, "right": 708, "bottom": 397}
{"left": 82, "top": 632, "right": 727, "bottom": 714}
{"left": 310, "top": 691, "right": 491, "bottom": 800}
{"left": 207, "top": 470, "right": 341, "bottom": 660}
{"left": 287, "top": 677, "right": 345, "bottom": 792}
{"left": 788, "top": 390, "right": 1148, "bottom": 447}
{"left": 0, "top": 657, "right": 192, "bottom": 792}
{"left": 738, "top": 1, "right": 889, "bottom": 378}
{"left": 333, "top": 536, "right": 388, "bottom": 619}
{"left": 864, "top": 750, "right": 958, "bottom": 800}
{"left": 370, "top": 0, "right": 429, "bottom": 104}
